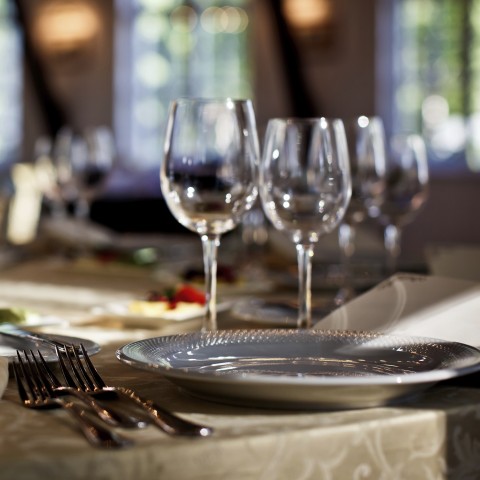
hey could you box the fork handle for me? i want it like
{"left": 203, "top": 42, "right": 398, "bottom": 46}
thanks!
{"left": 57, "top": 387, "right": 147, "bottom": 429}
{"left": 55, "top": 398, "right": 134, "bottom": 448}
{"left": 116, "top": 387, "right": 213, "bottom": 437}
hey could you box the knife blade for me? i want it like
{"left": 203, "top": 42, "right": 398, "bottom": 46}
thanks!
{"left": 0, "top": 323, "right": 72, "bottom": 351}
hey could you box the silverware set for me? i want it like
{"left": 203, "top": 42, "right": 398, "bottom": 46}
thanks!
{"left": 13, "top": 344, "right": 213, "bottom": 448}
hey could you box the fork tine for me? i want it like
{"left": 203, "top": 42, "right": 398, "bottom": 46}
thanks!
{"left": 79, "top": 343, "right": 106, "bottom": 388}
{"left": 37, "top": 350, "right": 62, "bottom": 389}
{"left": 16, "top": 351, "right": 44, "bottom": 401}
{"left": 24, "top": 350, "right": 53, "bottom": 399}
{"left": 29, "top": 350, "right": 59, "bottom": 397}
{"left": 56, "top": 345, "right": 82, "bottom": 389}
{"left": 12, "top": 361, "right": 30, "bottom": 403}
{"left": 64, "top": 345, "right": 96, "bottom": 391}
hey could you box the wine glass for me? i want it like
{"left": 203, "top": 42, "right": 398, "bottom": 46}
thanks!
{"left": 259, "top": 117, "right": 352, "bottom": 329}
{"left": 72, "top": 126, "right": 115, "bottom": 220}
{"left": 33, "top": 135, "right": 64, "bottom": 218}
{"left": 378, "top": 133, "right": 429, "bottom": 275}
{"left": 160, "top": 98, "right": 259, "bottom": 331}
{"left": 335, "top": 116, "right": 387, "bottom": 304}
{"left": 51, "top": 126, "right": 78, "bottom": 212}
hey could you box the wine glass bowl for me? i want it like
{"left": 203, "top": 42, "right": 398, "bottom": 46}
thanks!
{"left": 344, "top": 116, "right": 387, "bottom": 223}
{"left": 161, "top": 98, "right": 259, "bottom": 331}
{"left": 51, "top": 126, "right": 78, "bottom": 210}
{"left": 378, "top": 133, "right": 429, "bottom": 275}
{"left": 259, "top": 117, "right": 351, "bottom": 328}
{"left": 336, "top": 116, "right": 387, "bottom": 304}
{"left": 43, "top": 126, "right": 115, "bottom": 221}
{"left": 72, "top": 126, "right": 115, "bottom": 220}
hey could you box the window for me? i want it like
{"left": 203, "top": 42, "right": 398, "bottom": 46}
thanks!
{"left": 0, "top": 1, "right": 22, "bottom": 168}
{"left": 115, "top": 0, "right": 252, "bottom": 179}
{"left": 391, "top": 0, "right": 480, "bottom": 174}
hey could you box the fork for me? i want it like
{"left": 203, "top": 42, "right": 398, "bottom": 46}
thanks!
{"left": 13, "top": 351, "right": 133, "bottom": 449}
{"left": 57, "top": 344, "right": 213, "bottom": 437}
{"left": 34, "top": 349, "right": 147, "bottom": 429}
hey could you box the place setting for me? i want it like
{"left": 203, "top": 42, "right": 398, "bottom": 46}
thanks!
{"left": 0, "top": 93, "right": 478, "bottom": 480}
{"left": 111, "top": 100, "right": 480, "bottom": 416}
{"left": 5, "top": 100, "right": 479, "bottom": 425}
{"left": 0, "top": 96, "right": 474, "bottom": 470}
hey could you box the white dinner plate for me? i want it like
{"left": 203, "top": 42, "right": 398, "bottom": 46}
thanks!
{"left": 0, "top": 309, "right": 67, "bottom": 329}
{"left": 116, "top": 329, "right": 480, "bottom": 410}
{"left": 17, "top": 314, "right": 68, "bottom": 328}
{"left": 0, "top": 333, "right": 100, "bottom": 362}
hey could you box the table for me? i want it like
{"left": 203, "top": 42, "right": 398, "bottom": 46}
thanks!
{"left": 0, "top": 258, "right": 480, "bottom": 479}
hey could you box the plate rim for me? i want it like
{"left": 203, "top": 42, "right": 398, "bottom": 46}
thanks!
{"left": 116, "top": 329, "right": 480, "bottom": 387}
{"left": 1, "top": 333, "right": 101, "bottom": 362}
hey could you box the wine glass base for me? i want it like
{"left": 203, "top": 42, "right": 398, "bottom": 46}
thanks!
{"left": 231, "top": 298, "right": 334, "bottom": 328}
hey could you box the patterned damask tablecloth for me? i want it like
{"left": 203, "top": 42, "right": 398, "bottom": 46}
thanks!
{"left": 0, "top": 260, "right": 479, "bottom": 479}
{"left": 2, "top": 345, "right": 480, "bottom": 479}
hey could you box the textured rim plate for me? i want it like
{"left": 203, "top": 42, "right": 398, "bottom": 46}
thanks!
{"left": 0, "top": 333, "right": 100, "bottom": 362}
{"left": 116, "top": 329, "right": 480, "bottom": 410}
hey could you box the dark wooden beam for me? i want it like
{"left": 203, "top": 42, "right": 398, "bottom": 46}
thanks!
{"left": 11, "top": 0, "right": 69, "bottom": 137}
{"left": 267, "top": 0, "right": 318, "bottom": 117}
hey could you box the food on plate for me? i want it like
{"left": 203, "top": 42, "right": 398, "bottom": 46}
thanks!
{"left": 0, "top": 307, "right": 29, "bottom": 325}
{"left": 128, "top": 284, "right": 206, "bottom": 317}
{"left": 94, "top": 247, "right": 157, "bottom": 267}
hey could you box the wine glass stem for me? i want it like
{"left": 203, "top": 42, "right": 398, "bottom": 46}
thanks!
{"left": 75, "top": 197, "right": 90, "bottom": 220}
{"left": 384, "top": 224, "right": 401, "bottom": 276}
{"left": 296, "top": 243, "right": 314, "bottom": 329}
{"left": 338, "top": 222, "right": 356, "bottom": 294}
{"left": 50, "top": 201, "right": 67, "bottom": 219}
{"left": 201, "top": 234, "right": 220, "bottom": 332}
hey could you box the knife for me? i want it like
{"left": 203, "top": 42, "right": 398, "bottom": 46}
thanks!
{"left": 0, "top": 323, "right": 72, "bottom": 351}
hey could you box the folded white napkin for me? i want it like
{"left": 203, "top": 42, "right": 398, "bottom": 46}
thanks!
{"left": 0, "top": 357, "right": 8, "bottom": 398}
{"left": 314, "top": 273, "right": 480, "bottom": 347}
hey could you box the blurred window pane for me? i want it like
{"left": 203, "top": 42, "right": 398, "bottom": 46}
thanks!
{"left": 115, "top": 0, "right": 252, "bottom": 174}
{"left": 0, "top": 1, "right": 22, "bottom": 167}
{"left": 393, "top": 0, "right": 480, "bottom": 173}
